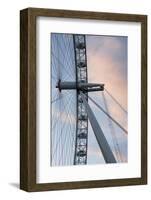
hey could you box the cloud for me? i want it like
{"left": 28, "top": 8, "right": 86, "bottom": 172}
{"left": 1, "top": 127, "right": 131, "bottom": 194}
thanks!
{"left": 87, "top": 35, "right": 127, "bottom": 111}
{"left": 88, "top": 56, "right": 127, "bottom": 107}
{"left": 86, "top": 35, "right": 128, "bottom": 164}
{"left": 87, "top": 35, "right": 127, "bottom": 66}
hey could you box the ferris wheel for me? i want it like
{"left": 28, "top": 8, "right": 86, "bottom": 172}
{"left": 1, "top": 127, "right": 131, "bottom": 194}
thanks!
{"left": 51, "top": 33, "right": 127, "bottom": 166}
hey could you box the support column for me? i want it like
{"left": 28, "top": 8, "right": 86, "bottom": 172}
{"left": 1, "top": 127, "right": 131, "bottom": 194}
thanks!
{"left": 80, "top": 92, "right": 116, "bottom": 163}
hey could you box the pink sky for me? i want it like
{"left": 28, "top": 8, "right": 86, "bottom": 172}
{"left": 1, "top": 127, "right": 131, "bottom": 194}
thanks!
{"left": 86, "top": 35, "right": 128, "bottom": 164}
{"left": 87, "top": 35, "right": 127, "bottom": 110}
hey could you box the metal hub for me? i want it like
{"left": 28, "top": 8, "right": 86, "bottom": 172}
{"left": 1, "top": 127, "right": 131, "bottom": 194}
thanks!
{"left": 56, "top": 81, "right": 104, "bottom": 92}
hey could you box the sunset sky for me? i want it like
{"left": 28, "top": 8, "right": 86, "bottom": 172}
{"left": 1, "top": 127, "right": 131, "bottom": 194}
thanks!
{"left": 87, "top": 35, "right": 127, "bottom": 109}
{"left": 86, "top": 35, "right": 128, "bottom": 164}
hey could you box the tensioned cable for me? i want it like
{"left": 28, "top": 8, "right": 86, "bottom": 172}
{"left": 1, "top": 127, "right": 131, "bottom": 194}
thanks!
{"left": 51, "top": 33, "right": 76, "bottom": 166}
{"left": 61, "top": 35, "right": 75, "bottom": 75}
{"left": 104, "top": 88, "right": 127, "bottom": 114}
{"left": 102, "top": 91, "right": 123, "bottom": 162}
{"left": 83, "top": 92, "right": 127, "bottom": 134}
{"left": 51, "top": 52, "right": 73, "bottom": 79}
{"left": 58, "top": 96, "right": 76, "bottom": 165}
{"left": 59, "top": 93, "right": 75, "bottom": 165}
{"left": 52, "top": 94, "right": 74, "bottom": 163}
{"left": 51, "top": 91, "right": 71, "bottom": 103}
{"left": 56, "top": 34, "right": 75, "bottom": 80}
{"left": 61, "top": 95, "right": 76, "bottom": 165}
{"left": 51, "top": 92, "right": 72, "bottom": 134}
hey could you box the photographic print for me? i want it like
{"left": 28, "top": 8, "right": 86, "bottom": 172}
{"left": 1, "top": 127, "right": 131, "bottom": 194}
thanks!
{"left": 50, "top": 33, "right": 128, "bottom": 166}
{"left": 20, "top": 8, "right": 147, "bottom": 191}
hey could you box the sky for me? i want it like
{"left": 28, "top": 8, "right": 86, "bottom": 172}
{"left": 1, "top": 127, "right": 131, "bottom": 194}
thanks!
{"left": 86, "top": 35, "right": 128, "bottom": 164}
{"left": 87, "top": 35, "right": 127, "bottom": 109}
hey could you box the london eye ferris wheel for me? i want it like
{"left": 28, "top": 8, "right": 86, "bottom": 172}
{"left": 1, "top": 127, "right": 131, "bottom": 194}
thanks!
{"left": 50, "top": 33, "right": 127, "bottom": 166}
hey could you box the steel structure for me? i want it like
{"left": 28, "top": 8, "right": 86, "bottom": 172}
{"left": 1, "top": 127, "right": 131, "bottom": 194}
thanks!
{"left": 80, "top": 92, "right": 116, "bottom": 163}
{"left": 56, "top": 34, "right": 116, "bottom": 164}
{"left": 51, "top": 33, "right": 127, "bottom": 166}
{"left": 74, "top": 35, "right": 88, "bottom": 165}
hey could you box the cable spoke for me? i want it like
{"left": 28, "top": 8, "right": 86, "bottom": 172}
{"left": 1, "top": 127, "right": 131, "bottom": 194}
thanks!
{"left": 87, "top": 93, "right": 127, "bottom": 134}
{"left": 104, "top": 88, "right": 127, "bottom": 114}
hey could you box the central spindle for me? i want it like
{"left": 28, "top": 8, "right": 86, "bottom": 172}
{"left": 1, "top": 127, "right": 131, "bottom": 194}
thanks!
{"left": 56, "top": 80, "right": 104, "bottom": 92}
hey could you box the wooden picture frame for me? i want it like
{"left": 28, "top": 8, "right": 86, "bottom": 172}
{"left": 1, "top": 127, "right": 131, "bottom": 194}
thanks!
{"left": 20, "top": 7, "right": 147, "bottom": 192}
